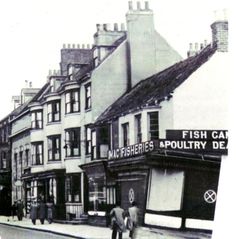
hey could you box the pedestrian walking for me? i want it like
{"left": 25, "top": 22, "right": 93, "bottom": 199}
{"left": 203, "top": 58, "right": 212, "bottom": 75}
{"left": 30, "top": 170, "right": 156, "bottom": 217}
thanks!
{"left": 110, "top": 202, "right": 126, "bottom": 239}
{"left": 16, "top": 199, "right": 24, "bottom": 221}
{"left": 30, "top": 198, "right": 38, "bottom": 225}
{"left": 38, "top": 197, "right": 46, "bottom": 224}
{"left": 127, "top": 201, "right": 139, "bottom": 239}
{"left": 11, "top": 201, "right": 17, "bottom": 220}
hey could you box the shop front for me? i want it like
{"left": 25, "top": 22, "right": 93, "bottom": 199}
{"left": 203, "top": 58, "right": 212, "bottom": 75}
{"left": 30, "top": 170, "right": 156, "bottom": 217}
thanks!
{"left": 22, "top": 169, "right": 66, "bottom": 219}
{"left": 108, "top": 149, "right": 221, "bottom": 231}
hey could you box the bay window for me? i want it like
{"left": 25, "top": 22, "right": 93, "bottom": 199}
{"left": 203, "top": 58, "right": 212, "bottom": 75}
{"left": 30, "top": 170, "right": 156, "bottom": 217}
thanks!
{"left": 47, "top": 101, "right": 60, "bottom": 123}
{"left": 31, "top": 142, "right": 43, "bottom": 165}
{"left": 65, "top": 90, "right": 80, "bottom": 114}
{"left": 31, "top": 110, "right": 43, "bottom": 129}
{"left": 48, "top": 135, "right": 61, "bottom": 161}
{"left": 65, "top": 128, "right": 81, "bottom": 157}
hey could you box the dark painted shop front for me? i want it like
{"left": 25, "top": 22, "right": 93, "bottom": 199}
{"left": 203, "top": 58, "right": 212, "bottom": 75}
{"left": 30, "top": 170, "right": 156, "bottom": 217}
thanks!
{"left": 82, "top": 146, "right": 221, "bottom": 231}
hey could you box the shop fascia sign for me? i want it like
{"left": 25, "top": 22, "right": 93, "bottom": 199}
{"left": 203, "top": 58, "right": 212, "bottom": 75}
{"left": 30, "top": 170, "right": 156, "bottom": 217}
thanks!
{"left": 108, "top": 130, "right": 228, "bottom": 160}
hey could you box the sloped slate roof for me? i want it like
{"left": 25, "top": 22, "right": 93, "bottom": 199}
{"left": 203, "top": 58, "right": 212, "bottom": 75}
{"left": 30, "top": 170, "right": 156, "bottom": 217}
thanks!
{"left": 95, "top": 44, "right": 217, "bottom": 125}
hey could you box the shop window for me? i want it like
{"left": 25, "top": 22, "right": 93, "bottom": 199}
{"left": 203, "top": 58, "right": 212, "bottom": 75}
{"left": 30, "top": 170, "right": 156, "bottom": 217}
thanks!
{"left": 122, "top": 123, "right": 129, "bottom": 147}
{"left": 147, "top": 169, "right": 184, "bottom": 211}
{"left": 65, "top": 128, "right": 81, "bottom": 157}
{"left": 88, "top": 176, "right": 106, "bottom": 211}
{"left": 148, "top": 112, "right": 159, "bottom": 140}
{"left": 65, "top": 174, "right": 81, "bottom": 203}
{"left": 31, "top": 142, "right": 43, "bottom": 165}
{"left": 135, "top": 114, "right": 142, "bottom": 143}
{"left": 85, "top": 83, "right": 91, "bottom": 110}
{"left": 65, "top": 90, "right": 80, "bottom": 114}
{"left": 85, "top": 125, "right": 91, "bottom": 155}
{"left": 48, "top": 135, "right": 61, "bottom": 161}
{"left": 47, "top": 101, "right": 60, "bottom": 123}
{"left": 31, "top": 110, "right": 43, "bottom": 129}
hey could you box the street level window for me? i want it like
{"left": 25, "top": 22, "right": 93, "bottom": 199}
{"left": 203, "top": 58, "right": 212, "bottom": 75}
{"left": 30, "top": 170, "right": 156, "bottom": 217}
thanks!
{"left": 65, "top": 90, "right": 80, "bottom": 114}
{"left": 31, "top": 111, "right": 43, "bottom": 129}
{"left": 47, "top": 101, "right": 60, "bottom": 123}
{"left": 0, "top": 151, "right": 7, "bottom": 169}
{"left": 135, "top": 114, "right": 142, "bottom": 143}
{"left": 106, "top": 186, "right": 116, "bottom": 205}
{"left": 85, "top": 125, "right": 91, "bottom": 155}
{"left": 122, "top": 123, "right": 129, "bottom": 147}
{"left": 31, "top": 142, "right": 43, "bottom": 165}
{"left": 65, "top": 174, "right": 81, "bottom": 203}
{"left": 65, "top": 128, "right": 81, "bottom": 157}
{"left": 148, "top": 112, "right": 159, "bottom": 140}
{"left": 85, "top": 83, "right": 91, "bottom": 110}
{"left": 48, "top": 135, "right": 61, "bottom": 161}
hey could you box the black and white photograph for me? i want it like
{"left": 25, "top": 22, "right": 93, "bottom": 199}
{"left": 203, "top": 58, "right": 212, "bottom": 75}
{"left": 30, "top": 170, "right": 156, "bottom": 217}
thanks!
{"left": 0, "top": 0, "right": 233, "bottom": 238}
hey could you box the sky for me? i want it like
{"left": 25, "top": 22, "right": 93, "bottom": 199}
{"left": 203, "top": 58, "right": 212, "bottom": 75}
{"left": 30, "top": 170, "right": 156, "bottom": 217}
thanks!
{"left": 0, "top": 0, "right": 234, "bottom": 237}
{"left": 0, "top": 0, "right": 230, "bottom": 119}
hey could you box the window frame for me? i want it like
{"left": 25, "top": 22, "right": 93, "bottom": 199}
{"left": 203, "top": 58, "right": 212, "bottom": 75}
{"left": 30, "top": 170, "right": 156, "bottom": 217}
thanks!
{"left": 31, "top": 110, "right": 43, "bottom": 129}
{"left": 65, "top": 89, "right": 80, "bottom": 114}
{"left": 148, "top": 111, "right": 159, "bottom": 140}
{"left": 31, "top": 141, "right": 44, "bottom": 165}
{"left": 47, "top": 101, "right": 61, "bottom": 123}
{"left": 135, "top": 114, "right": 142, "bottom": 143}
{"left": 65, "top": 128, "right": 81, "bottom": 157}
{"left": 85, "top": 125, "right": 91, "bottom": 155}
{"left": 85, "top": 83, "right": 91, "bottom": 110}
{"left": 122, "top": 123, "right": 129, "bottom": 147}
{"left": 48, "top": 135, "right": 61, "bottom": 161}
{"left": 65, "top": 174, "right": 81, "bottom": 203}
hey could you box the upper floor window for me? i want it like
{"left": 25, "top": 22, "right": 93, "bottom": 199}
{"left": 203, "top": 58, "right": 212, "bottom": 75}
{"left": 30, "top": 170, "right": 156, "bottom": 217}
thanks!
{"left": 50, "top": 78, "right": 56, "bottom": 93}
{"left": 85, "top": 83, "right": 91, "bottom": 110}
{"left": 65, "top": 128, "right": 81, "bottom": 157}
{"left": 122, "top": 123, "right": 129, "bottom": 147}
{"left": 47, "top": 101, "right": 60, "bottom": 123}
{"left": 31, "top": 111, "right": 43, "bottom": 129}
{"left": 85, "top": 125, "right": 91, "bottom": 155}
{"left": 31, "top": 142, "right": 43, "bottom": 165}
{"left": 135, "top": 114, "right": 142, "bottom": 143}
{"left": 148, "top": 112, "right": 159, "bottom": 140}
{"left": 48, "top": 135, "right": 61, "bottom": 161}
{"left": 65, "top": 90, "right": 80, "bottom": 114}
{"left": 25, "top": 148, "right": 29, "bottom": 167}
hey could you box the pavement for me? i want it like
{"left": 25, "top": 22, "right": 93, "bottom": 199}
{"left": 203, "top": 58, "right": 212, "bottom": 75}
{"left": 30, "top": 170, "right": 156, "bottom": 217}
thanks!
{"left": 0, "top": 216, "right": 212, "bottom": 239}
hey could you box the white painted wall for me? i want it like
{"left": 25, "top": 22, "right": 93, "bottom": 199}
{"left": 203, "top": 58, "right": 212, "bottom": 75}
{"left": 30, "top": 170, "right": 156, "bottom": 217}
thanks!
{"left": 172, "top": 52, "right": 229, "bottom": 130}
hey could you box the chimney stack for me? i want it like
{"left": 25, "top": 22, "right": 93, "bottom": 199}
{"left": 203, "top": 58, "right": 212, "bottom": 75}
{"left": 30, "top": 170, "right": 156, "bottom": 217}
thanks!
{"left": 211, "top": 10, "right": 228, "bottom": 52}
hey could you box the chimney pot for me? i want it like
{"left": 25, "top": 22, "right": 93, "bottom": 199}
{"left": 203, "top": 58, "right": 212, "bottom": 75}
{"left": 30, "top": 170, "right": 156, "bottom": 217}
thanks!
{"left": 145, "top": 1, "right": 149, "bottom": 10}
{"left": 77, "top": 44, "right": 80, "bottom": 49}
{"left": 121, "top": 23, "right": 125, "bottom": 31}
{"left": 103, "top": 24, "right": 108, "bottom": 31}
{"left": 96, "top": 24, "right": 101, "bottom": 32}
{"left": 114, "top": 23, "right": 118, "bottom": 31}
{"left": 128, "top": 1, "right": 133, "bottom": 10}
{"left": 200, "top": 43, "right": 204, "bottom": 49}
{"left": 195, "top": 42, "right": 199, "bottom": 51}
{"left": 63, "top": 43, "right": 66, "bottom": 48}
{"left": 82, "top": 44, "right": 85, "bottom": 49}
{"left": 72, "top": 44, "right": 75, "bottom": 48}
{"left": 87, "top": 44, "right": 90, "bottom": 49}
{"left": 204, "top": 40, "right": 207, "bottom": 46}
{"left": 189, "top": 43, "right": 193, "bottom": 50}
{"left": 68, "top": 44, "right": 71, "bottom": 49}
{"left": 137, "top": 1, "right": 141, "bottom": 10}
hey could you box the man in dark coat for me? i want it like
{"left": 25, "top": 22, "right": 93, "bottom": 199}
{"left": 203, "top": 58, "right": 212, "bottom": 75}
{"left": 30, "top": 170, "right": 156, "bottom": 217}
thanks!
{"left": 16, "top": 200, "right": 24, "bottom": 221}
{"left": 30, "top": 198, "right": 38, "bottom": 225}
{"left": 38, "top": 198, "right": 46, "bottom": 224}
